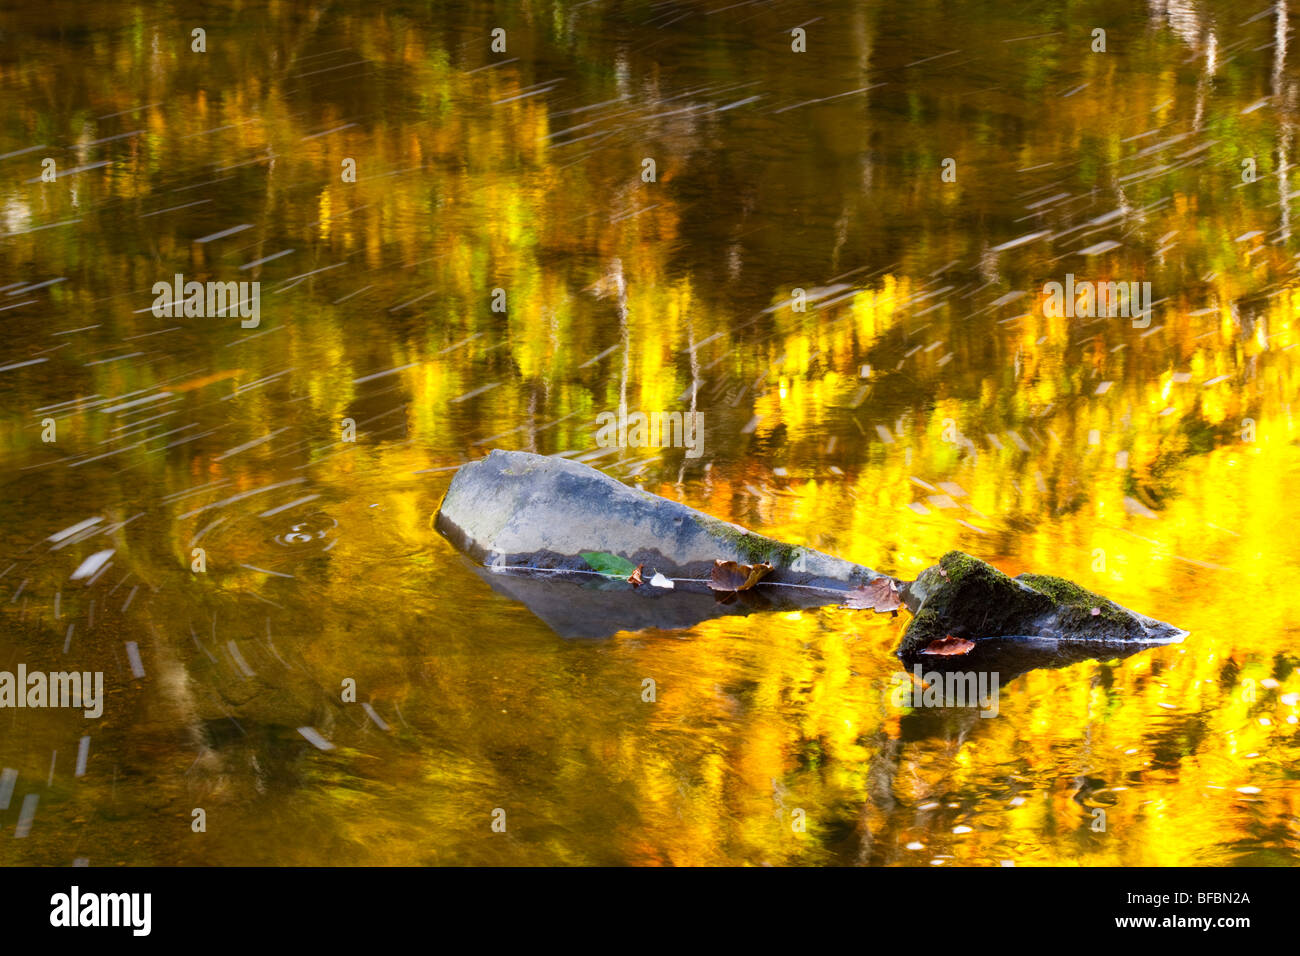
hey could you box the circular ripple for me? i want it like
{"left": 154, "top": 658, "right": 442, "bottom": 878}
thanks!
{"left": 272, "top": 513, "right": 338, "bottom": 550}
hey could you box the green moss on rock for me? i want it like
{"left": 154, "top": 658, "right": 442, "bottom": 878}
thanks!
{"left": 1016, "top": 573, "right": 1096, "bottom": 606}
{"left": 899, "top": 551, "right": 1056, "bottom": 655}
{"left": 936, "top": 550, "right": 989, "bottom": 586}
{"left": 907, "top": 608, "right": 945, "bottom": 645}
{"left": 897, "top": 552, "right": 1173, "bottom": 658}
{"left": 1018, "top": 573, "right": 1130, "bottom": 630}
{"left": 705, "top": 519, "right": 801, "bottom": 567}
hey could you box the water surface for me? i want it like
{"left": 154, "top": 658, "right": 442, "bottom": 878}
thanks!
{"left": 1, "top": 0, "right": 1298, "bottom": 865}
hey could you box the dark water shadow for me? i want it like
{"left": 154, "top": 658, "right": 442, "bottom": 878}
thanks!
{"left": 899, "top": 635, "right": 1169, "bottom": 688}
{"left": 468, "top": 563, "right": 854, "bottom": 639}
{"left": 467, "top": 564, "right": 1180, "bottom": 693}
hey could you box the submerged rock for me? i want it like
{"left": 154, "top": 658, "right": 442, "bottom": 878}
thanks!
{"left": 435, "top": 449, "right": 884, "bottom": 589}
{"left": 898, "top": 550, "right": 1187, "bottom": 659}
{"left": 469, "top": 567, "right": 847, "bottom": 640}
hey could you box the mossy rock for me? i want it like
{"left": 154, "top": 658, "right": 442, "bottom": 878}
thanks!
{"left": 897, "top": 551, "right": 1187, "bottom": 658}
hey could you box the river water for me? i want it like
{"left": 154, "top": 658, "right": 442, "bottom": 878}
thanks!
{"left": 0, "top": 0, "right": 1297, "bottom": 865}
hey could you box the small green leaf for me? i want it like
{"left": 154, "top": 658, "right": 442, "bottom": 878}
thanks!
{"left": 581, "top": 551, "right": 638, "bottom": 577}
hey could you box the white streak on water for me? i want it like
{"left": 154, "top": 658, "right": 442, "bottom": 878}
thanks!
{"left": 99, "top": 392, "right": 172, "bottom": 414}
{"left": 48, "top": 517, "right": 102, "bottom": 543}
{"left": 353, "top": 362, "right": 419, "bottom": 384}
{"left": 1078, "top": 240, "right": 1121, "bottom": 255}
{"left": 75, "top": 736, "right": 90, "bottom": 777}
{"left": 0, "top": 218, "right": 80, "bottom": 238}
{"left": 297, "top": 727, "right": 335, "bottom": 751}
{"left": 176, "top": 477, "right": 306, "bottom": 519}
{"left": 0, "top": 768, "right": 16, "bottom": 809}
{"left": 84, "top": 351, "right": 146, "bottom": 366}
{"left": 451, "top": 382, "right": 500, "bottom": 403}
{"left": 227, "top": 641, "right": 257, "bottom": 677}
{"left": 239, "top": 564, "right": 295, "bottom": 579}
{"left": 214, "top": 427, "right": 289, "bottom": 461}
{"left": 990, "top": 231, "right": 1051, "bottom": 252}
{"left": 7, "top": 277, "right": 66, "bottom": 295}
{"left": 0, "top": 145, "right": 47, "bottom": 159}
{"left": 258, "top": 495, "right": 321, "bottom": 518}
{"left": 22, "top": 161, "right": 109, "bottom": 183}
{"left": 70, "top": 550, "right": 115, "bottom": 581}
{"left": 14, "top": 793, "right": 38, "bottom": 837}
{"left": 125, "top": 641, "right": 145, "bottom": 678}
{"left": 0, "top": 357, "right": 48, "bottom": 373}
{"left": 138, "top": 199, "right": 211, "bottom": 218}
{"left": 361, "top": 703, "right": 391, "bottom": 731}
{"left": 240, "top": 249, "right": 295, "bottom": 270}
{"left": 300, "top": 123, "right": 358, "bottom": 140}
{"left": 194, "top": 223, "right": 253, "bottom": 244}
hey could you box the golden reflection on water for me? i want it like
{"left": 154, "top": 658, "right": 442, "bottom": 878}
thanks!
{"left": 0, "top": 0, "right": 1297, "bottom": 865}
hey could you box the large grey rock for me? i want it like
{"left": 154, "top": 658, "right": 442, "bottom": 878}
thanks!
{"left": 435, "top": 449, "right": 883, "bottom": 589}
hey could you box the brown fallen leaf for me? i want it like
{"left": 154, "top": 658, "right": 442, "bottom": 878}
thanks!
{"left": 841, "top": 577, "right": 903, "bottom": 613}
{"left": 628, "top": 564, "right": 644, "bottom": 587}
{"left": 709, "top": 560, "right": 773, "bottom": 592}
{"left": 920, "top": 635, "right": 976, "bottom": 656}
